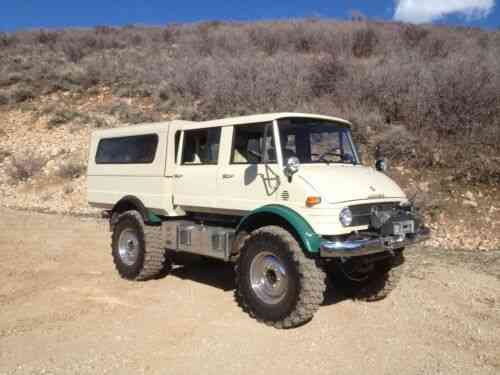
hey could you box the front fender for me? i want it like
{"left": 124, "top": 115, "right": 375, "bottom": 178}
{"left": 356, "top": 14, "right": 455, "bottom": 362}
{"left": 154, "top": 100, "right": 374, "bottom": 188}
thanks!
{"left": 236, "top": 205, "right": 321, "bottom": 253}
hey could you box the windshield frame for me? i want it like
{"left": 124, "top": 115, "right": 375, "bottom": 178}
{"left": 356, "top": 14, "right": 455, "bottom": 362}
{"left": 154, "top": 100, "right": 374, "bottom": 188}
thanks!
{"left": 275, "top": 117, "right": 360, "bottom": 166}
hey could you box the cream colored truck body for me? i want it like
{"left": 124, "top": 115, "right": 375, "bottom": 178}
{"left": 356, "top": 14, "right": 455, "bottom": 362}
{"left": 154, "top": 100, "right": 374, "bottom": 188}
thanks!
{"left": 87, "top": 113, "right": 407, "bottom": 236}
{"left": 89, "top": 113, "right": 430, "bottom": 329}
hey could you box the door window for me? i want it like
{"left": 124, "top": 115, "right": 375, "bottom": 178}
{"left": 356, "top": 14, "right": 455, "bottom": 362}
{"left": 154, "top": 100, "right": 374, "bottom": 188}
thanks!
{"left": 181, "top": 127, "right": 221, "bottom": 165}
{"left": 231, "top": 123, "right": 276, "bottom": 164}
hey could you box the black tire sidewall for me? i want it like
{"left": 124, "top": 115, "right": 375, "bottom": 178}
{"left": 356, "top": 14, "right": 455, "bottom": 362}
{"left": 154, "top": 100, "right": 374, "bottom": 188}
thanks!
{"left": 329, "top": 253, "right": 404, "bottom": 299}
{"left": 238, "top": 234, "right": 301, "bottom": 322}
{"left": 111, "top": 213, "right": 146, "bottom": 279}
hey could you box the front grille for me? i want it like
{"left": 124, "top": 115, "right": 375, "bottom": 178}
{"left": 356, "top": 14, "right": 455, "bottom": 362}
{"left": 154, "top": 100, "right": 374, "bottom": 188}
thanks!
{"left": 349, "top": 202, "right": 399, "bottom": 227}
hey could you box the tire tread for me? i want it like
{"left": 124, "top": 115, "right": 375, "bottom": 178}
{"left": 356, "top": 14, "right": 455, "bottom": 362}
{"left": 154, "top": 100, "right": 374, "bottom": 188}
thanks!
{"left": 235, "top": 226, "right": 326, "bottom": 329}
{"left": 111, "top": 210, "right": 171, "bottom": 281}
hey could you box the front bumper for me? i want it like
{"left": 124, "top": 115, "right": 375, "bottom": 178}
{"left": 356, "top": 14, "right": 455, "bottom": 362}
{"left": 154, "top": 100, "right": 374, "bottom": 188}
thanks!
{"left": 320, "top": 227, "right": 431, "bottom": 258}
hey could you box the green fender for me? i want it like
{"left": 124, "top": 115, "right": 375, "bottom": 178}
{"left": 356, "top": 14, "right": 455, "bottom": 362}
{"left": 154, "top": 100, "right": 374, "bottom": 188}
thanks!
{"left": 236, "top": 205, "right": 322, "bottom": 253}
{"left": 147, "top": 211, "right": 162, "bottom": 224}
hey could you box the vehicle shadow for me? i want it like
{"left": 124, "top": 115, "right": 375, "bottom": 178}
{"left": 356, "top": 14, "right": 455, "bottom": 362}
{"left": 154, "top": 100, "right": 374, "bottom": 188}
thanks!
{"left": 169, "top": 259, "right": 236, "bottom": 292}
{"left": 168, "top": 259, "right": 350, "bottom": 305}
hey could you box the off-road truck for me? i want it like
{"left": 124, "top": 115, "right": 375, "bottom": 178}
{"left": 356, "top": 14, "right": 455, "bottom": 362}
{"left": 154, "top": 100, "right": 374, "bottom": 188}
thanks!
{"left": 87, "top": 113, "right": 430, "bottom": 328}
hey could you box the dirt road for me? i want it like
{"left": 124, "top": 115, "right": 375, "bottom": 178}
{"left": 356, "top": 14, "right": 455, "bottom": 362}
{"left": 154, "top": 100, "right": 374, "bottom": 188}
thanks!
{"left": 0, "top": 209, "right": 499, "bottom": 375}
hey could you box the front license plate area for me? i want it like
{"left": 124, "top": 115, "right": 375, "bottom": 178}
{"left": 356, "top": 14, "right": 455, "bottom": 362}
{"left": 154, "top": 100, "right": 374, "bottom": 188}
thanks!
{"left": 393, "top": 220, "right": 414, "bottom": 235}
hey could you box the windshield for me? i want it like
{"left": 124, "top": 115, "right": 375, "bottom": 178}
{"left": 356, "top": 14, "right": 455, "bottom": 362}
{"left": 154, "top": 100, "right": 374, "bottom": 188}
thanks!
{"left": 278, "top": 118, "right": 359, "bottom": 164}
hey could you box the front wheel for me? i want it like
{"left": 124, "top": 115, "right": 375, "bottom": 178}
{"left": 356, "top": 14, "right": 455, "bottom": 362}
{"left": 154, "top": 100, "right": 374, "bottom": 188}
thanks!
{"left": 329, "top": 251, "right": 405, "bottom": 301}
{"left": 235, "top": 226, "right": 326, "bottom": 329}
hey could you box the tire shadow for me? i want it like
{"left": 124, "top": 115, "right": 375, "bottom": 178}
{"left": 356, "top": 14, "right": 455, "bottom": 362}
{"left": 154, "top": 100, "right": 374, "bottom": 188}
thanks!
{"left": 169, "top": 259, "right": 236, "bottom": 292}
{"left": 168, "top": 258, "right": 347, "bottom": 306}
{"left": 322, "top": 281, "right": 351, "bottom": 306}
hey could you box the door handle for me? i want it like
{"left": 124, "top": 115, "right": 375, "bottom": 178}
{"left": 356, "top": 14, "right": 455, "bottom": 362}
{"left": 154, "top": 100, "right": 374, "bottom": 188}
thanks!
{"left": 174, "top": 174, "right": 183, "bottom": 178}
{"left": 222, "top": 173, "right": 234, "bottom": 179}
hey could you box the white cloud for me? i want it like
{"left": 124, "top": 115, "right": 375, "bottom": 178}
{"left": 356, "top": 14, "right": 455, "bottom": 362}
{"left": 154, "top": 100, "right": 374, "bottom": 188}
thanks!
{"left": 393, "top": 0, "right": 495, "bottom": 23}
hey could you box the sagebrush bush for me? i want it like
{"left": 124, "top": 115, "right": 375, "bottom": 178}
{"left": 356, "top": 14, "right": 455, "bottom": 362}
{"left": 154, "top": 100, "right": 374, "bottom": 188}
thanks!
{"left": 0, "top": 32, "right": 17, "bottom": 47}
{"left": 0, "top": 92, "right": 9, "bottom": 105}
{"left": 1, "top": 20, "right": 499, "bottom": 183}
{"left": 47, "top": 110, "right": 81, "bottom": 129}
{"left": 0, "top": 149, "right": 11, "bottom": 163}
{"left": 401, "top": 24, "right": 429, "bottom": 48}
{"left": 109, "top": 101, "right": 159, "bottom": 124}
{"left": 352, "top": 26, "right": 378, "bottom": 58}
{"left": 7, "top": 154, "right": 47, "bottom": 183}
{"left": 7, "top": 86, "right": 35, "bottom": 104}
{"left": 56, "top": 159, "right": 87, "bottom": 179}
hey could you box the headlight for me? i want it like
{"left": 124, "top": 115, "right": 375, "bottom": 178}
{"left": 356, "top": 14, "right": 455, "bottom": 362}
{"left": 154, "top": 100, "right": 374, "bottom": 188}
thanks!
{"left": 339, "top": 207, "right": 353, "bottom": 227}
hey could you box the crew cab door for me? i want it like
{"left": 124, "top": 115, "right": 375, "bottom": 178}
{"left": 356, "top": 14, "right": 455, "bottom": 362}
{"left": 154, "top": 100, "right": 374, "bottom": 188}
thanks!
{"left": 217, "top": 122, "right": 281, "bottom": 212}
{"left": 172, "top": 127, "right": 222, "bottom": 209}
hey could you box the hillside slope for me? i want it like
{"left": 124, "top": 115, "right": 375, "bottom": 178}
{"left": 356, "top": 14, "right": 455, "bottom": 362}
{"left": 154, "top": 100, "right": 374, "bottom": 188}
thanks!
{"left": 0, "top": 20, "right": 499, "bottom": 250}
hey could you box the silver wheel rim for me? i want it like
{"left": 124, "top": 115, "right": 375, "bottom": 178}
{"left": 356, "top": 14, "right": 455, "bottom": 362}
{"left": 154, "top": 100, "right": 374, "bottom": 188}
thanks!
{"left": 250, "top": 251, "right": 289, "bottom": 305}
{"left": 118, "top": 228, "right": 140, "bottom": 266}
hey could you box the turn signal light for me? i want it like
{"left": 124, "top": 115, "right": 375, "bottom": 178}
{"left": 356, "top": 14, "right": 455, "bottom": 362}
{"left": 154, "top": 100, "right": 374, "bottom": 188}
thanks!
{"left": 306, "top": 196, "right": 322, "bottom": 207}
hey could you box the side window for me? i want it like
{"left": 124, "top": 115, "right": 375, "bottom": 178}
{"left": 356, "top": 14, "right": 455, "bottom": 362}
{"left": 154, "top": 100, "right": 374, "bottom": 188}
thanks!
{"left": 181, "top": 127, "right": 221, "bottom": 165}
{"left": 95, "top": 134, "right": 158, "bottom": 164}
{"left": 231, "top": 123, "right": 276, "bottom": 164}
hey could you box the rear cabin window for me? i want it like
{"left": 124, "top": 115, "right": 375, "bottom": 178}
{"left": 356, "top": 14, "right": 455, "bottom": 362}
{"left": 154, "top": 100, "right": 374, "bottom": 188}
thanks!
{"left": 95, "top": 134, "right": 159, "bottom": 164}
{"left": 181, "top": 128, "right": 221, "bottom": 165}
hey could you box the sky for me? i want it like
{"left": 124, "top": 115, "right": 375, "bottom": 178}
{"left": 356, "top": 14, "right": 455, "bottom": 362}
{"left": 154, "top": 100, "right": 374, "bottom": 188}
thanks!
{"left": 0, "top": 0, "right": 498, "bottom": 32}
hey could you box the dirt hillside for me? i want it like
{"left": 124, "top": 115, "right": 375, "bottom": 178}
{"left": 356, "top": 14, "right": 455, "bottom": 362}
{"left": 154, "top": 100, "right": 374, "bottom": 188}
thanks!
{"left": 0, "top": 90, "right": 499, "bottom": 250}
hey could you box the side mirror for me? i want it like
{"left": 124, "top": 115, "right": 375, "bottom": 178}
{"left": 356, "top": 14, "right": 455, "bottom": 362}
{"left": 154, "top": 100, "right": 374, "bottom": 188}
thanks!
{"left": 375, "top": 159, "right": 388, "bottom": 172}
{"left": 284, "top": 157, "right": 300, "bottom": 178}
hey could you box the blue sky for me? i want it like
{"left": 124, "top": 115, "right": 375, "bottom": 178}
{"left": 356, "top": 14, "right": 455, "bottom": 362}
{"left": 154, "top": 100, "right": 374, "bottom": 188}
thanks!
{"left": 0, "top": 0, "right": 498, "bottom": 31}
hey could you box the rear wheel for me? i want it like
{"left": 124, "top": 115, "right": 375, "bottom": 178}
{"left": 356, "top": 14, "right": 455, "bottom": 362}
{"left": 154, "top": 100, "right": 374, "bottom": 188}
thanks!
{"left": 111, "top": 210, "right": 171, "bottom": 281}
{"left": 235, "top": 226, "right": 326, "bottom": 329}
{"left": 329, "top": 251, "right": 405, "bottom": 301}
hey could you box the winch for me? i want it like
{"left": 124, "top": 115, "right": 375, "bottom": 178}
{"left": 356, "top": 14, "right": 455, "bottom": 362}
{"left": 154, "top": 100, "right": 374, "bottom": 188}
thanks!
{"left": 370, "top": 205, "right": 421, "bottom": 237}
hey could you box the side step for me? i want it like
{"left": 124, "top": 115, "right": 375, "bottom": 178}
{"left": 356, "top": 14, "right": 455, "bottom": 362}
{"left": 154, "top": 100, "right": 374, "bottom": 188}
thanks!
{"left": 162, "top": 221, "right": 235, "bottom": 261}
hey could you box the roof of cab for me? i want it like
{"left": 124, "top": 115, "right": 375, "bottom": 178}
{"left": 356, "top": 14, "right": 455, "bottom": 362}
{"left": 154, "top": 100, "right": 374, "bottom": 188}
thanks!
{"left": 91, "top": 112, "right": 351, "bottom": 136}
{"left": 195, "top": 112, "right": 351, "bottom": 128}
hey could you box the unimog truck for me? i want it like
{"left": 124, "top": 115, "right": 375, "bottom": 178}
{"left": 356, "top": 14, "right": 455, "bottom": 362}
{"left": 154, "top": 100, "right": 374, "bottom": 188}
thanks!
{"left": 87, "top": 113, "right": 430, "bottom": 328}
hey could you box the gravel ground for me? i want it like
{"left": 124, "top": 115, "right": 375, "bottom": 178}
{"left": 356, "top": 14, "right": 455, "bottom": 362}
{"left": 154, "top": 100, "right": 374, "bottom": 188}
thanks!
{"left": 0, "top": 208, "right": 499, "bottom": 375}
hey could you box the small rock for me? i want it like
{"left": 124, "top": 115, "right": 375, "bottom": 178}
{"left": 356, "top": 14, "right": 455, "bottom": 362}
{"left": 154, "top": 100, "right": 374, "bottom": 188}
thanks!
{"left": 464, "top": 191, "right": 475, "bottom": 201}
{"left": 419, "top": 181, "right": 430, "bottom": 192}
{"left": 463, "top": 199, "right": 478, "bottom": 208}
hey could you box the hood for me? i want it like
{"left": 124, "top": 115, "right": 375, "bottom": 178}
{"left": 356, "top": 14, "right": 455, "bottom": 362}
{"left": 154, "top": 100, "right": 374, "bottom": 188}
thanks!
{"left": 298, "top": 164, "right": 406, "bottom": 204}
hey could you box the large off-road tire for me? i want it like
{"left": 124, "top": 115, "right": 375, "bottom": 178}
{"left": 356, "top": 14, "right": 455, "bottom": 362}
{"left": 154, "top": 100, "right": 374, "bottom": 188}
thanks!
{"left": 111, "top": 210, "right": 171, "bottom": 281}
{"left": 235, "top": 226, "right": 326, "bottom": 329}
{"left": 330, "top": 252, "right": 405, "bottom": 301}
